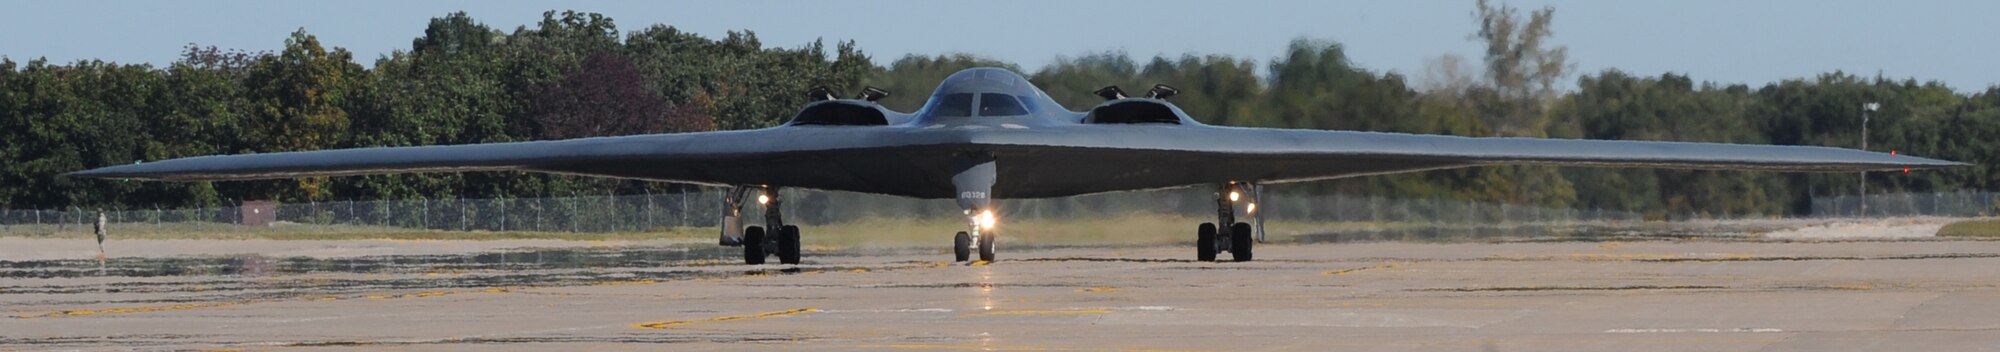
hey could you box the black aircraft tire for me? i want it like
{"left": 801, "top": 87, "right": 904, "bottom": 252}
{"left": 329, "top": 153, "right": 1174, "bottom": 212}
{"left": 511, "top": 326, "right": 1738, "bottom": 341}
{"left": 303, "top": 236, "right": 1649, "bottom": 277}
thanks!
{"left": 954, "top": 231, "right": 972, "bottom": 262}
{"left": 1229, "top": 222, "right": 1254, "bottom": 262}
{"left": 1197, "top": 223, "right": 1218, "bottom": 262}
{"left": 778, "top": 225, "right": 802, "bottom": 265}
{"left": 743, "top": 226, "right": 767, "bottom": 265}
{"left": 978, "top": 231, "right": 997, "bottom": 262}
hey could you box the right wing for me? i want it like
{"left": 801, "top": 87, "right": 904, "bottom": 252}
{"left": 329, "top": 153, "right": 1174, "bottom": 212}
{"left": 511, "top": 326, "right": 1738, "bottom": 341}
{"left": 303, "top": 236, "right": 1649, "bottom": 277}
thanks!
{"left": 971, "top": 125, "right": 1965, "bottom": 192}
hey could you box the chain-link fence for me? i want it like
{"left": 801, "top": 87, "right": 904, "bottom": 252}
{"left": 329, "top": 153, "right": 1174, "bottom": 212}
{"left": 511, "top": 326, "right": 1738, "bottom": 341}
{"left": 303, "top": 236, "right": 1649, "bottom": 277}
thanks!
{"left": 1810, "top": 191, "right": 2000, "bottom": 218}
{"left": 3, "top": 188, "right": 1987, "bottom": 236}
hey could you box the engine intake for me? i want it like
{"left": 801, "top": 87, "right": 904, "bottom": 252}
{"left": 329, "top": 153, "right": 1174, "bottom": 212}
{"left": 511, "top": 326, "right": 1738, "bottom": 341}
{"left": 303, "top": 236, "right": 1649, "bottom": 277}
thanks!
{"left": 1146, "top": 84, "right": 1178, "bottom": 100}
{"left": 788, "top": 101, "right": 890, "bottom": 126}
{"left": 1081, "top": 100, "right": 1183, "bottom": 124}
{"left": 855, "top": 86, "right": 890, "bottom": 102}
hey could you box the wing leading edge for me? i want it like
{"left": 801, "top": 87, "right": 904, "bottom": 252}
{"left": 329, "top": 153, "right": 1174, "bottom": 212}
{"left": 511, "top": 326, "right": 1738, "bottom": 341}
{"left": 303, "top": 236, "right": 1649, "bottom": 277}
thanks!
{"left": 65, "top": 122, "right": 1965, "bottom": 198}
{"left": 63, "top": 128, "right": 864, "bottom": 183}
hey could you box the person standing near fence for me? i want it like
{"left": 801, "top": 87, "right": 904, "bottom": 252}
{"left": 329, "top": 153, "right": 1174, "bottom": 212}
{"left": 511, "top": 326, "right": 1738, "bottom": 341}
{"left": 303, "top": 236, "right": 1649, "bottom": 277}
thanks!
{"left": 95, "top": 210, "right": 107, "bottom": 247}
{"left": 95, "top": 210, "right": 108, "bottom": 271}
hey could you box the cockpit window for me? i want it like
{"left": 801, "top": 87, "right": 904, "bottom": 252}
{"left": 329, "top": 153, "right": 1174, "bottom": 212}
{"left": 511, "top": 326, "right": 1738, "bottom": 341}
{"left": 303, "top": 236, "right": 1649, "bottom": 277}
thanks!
{"left": 915, "top": 68, "right": 1069, "bottom": 121}
{"left": 932, "top": 93, "right": 975, "bottom": 117}
{"left": 977, "top": 94, "right": 1028, "bottom": 116}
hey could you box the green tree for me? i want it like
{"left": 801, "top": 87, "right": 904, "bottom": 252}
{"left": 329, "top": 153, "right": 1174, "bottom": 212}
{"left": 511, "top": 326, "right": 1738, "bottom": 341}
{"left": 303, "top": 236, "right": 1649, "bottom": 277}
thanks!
{"left": 235, "top": 29, "right": 367, "bottom": 201}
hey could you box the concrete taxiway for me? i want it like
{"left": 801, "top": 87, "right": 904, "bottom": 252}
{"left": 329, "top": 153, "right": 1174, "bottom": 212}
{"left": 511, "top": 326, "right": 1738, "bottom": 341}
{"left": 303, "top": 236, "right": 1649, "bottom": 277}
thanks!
{"left": 4, "top": 239, "right": 2000, "bottom": 351}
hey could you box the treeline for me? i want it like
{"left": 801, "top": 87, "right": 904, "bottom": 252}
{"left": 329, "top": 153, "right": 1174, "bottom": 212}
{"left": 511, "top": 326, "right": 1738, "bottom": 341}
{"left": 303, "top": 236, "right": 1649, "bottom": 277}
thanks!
{"left": 3, "top": 5, "right": 1998, "bottom": 219}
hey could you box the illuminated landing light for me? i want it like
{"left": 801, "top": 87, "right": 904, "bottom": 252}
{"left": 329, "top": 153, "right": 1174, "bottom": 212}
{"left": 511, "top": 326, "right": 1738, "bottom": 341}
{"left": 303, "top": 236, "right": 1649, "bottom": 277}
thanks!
{"left": 757, "top": 194, "right": 770, "bottom": 206}
{"left": 1247, "top": 202, "right": 1257, "bottom": 214}
{"left": 1228, "top": 191, "right": 1241, "bottom": 202}
{"left": 975, "top": 210, "right": 998, "bottom": 230}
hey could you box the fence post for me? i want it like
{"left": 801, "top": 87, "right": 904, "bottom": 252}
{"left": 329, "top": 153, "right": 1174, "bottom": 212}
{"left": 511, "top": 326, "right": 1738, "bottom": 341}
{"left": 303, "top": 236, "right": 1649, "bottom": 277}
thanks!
{"left": 500, "top": 197, "right": 507, "bottom": 232}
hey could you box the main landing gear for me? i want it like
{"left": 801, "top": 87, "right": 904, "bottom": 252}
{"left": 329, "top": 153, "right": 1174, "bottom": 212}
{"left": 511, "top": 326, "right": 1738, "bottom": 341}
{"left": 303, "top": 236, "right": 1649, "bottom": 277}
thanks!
{"left": 1197, "top": 182, "right": 1262, "bottom": 262}
{"left": 720, "top": 185, "right": 802, "bottom": 265}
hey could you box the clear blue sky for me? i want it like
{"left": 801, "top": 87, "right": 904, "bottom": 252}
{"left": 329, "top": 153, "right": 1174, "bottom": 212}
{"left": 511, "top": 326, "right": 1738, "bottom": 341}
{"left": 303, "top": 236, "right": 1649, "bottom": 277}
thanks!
{"left": 5, "top": 0, "right": 1995, "bottom": 90}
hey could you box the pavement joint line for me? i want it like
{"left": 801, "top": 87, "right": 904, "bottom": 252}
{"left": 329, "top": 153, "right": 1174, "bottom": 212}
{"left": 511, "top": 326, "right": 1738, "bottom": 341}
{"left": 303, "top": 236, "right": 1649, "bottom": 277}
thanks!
{"left": 12, "top": 263, "right": 935, "bottom": 316}
{"left": 1603, "top": 328, "right": 1785, "bottom": 333}
{"left": 631, "top": 308, "right": 818, "bottom": 329}
{"left": 1410, "top": 285, "right": 1730, "bottom": 292}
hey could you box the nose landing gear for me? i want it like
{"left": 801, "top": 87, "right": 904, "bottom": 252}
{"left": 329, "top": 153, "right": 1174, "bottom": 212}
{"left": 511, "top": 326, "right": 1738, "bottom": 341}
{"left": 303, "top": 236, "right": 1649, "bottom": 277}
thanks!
{"left": 952, "top": 209, "right": 998, "bottom": 262}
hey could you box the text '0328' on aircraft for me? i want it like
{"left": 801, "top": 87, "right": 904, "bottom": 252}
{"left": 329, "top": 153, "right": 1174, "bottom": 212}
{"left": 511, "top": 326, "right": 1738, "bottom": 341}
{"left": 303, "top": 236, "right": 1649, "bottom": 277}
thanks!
{"left": 70, "top": 68, "right": 1966, "bottom": 264}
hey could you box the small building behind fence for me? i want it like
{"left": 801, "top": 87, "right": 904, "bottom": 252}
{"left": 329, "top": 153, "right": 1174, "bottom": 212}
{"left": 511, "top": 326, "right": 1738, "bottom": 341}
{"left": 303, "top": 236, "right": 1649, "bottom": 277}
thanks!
{"left": 240, "top": 200, "right": 277, "bottom": 227}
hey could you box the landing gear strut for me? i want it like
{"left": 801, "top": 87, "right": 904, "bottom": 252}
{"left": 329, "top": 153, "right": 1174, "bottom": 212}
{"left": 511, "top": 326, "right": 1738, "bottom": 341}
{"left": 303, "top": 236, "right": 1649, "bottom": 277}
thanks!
{"left": 950, "top": 152, "right": 998, "bottom": 263}
{"left": 1197, "top": 182, "right": 1259, "bottom": 262}
{"left": 723, "top": 186, "right": 802, "bottom": 265}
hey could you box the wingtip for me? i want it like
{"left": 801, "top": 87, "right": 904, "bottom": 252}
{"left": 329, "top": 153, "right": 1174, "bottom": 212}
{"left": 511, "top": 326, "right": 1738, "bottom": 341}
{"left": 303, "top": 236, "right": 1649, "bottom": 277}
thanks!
{"left": 1927, "top": 158, "right": 1973, "bottom": 168}
{"left": 62, "top": 168, "right": 110, "bottom": 179}
{"left": 1895, "top": 153, "right": 1971, "bottom": 168}
{"left": 64, "top": 166, "right": 136, "bottom": 179}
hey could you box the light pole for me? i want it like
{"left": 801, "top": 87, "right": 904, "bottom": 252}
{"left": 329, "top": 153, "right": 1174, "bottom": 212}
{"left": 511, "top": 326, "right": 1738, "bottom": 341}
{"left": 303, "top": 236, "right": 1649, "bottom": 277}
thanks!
{"left": 1859, "top": 102, "right": 1878, "bottom": 217}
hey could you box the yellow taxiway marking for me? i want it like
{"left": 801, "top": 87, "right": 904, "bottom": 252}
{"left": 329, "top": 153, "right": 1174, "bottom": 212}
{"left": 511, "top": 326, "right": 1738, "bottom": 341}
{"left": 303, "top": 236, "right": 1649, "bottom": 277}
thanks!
{"left": 15, "top": 301, "right": 250, "bottom": 319}
{"left": 364, "top": 287, "right": 509, "bottom": 300}
{"left": 1078, "top": 287, "right": 1120, "bottom": 293}
{"left": 19, "top": 287, "right": 514, "bottom": 319}
{"left": 632, "top": 308, "right": 818, "bottom": 329}
{"left": 969, "top": 260, "right": 993, "bottom": 266}
{"left": 872, "top": 343, "right": 1194, "bottom": 351}
{"left": 963, "top": 309, "right": 1112, "bottom": 317}
{"left": 1566, "top": 253, "right": 1686, "bottom": 261}
{"left": 1323, "top": 263, "right": 1402, "bottom": 276}
{"left": 589, "top": 279, "right": 659, "bottom": 286}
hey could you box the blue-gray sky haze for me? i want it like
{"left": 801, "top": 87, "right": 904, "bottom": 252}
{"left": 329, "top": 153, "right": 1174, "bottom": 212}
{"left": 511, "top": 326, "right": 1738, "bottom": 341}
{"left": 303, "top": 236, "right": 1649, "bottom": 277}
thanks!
{"left": 4, "top": 0, "right": 1995, "bottom": 90}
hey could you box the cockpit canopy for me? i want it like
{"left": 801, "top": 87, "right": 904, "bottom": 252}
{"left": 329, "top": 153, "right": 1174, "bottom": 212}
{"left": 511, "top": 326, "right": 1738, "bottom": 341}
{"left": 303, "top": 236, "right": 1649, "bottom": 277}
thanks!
{"left": 916, "top": 68, "right": 1064, "bottom": 120}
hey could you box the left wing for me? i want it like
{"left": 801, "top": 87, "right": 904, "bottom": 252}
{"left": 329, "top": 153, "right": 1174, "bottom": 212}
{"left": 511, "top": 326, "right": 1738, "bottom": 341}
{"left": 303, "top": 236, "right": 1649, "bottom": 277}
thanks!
{"left": 65, "top": 127, "right": 948, "bottom": 192}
